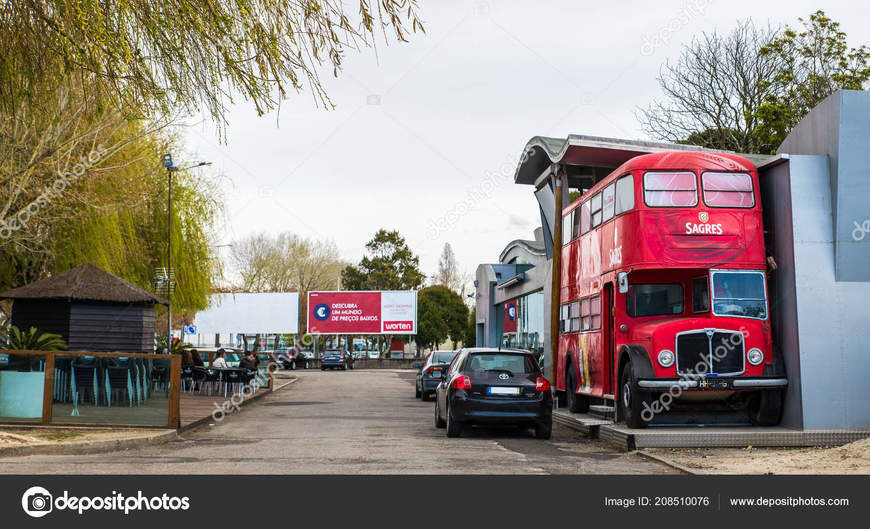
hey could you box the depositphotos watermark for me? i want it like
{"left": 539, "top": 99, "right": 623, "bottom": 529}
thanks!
{"left": 852, "top": 219, "right": 870, "bottom": 241}
{"left": 640, "top": 0, "right": 713, "bottom": 56}
{"left": 425, "top": 147, "right": 536, "bottom": 239}
{"left": 21, "top": 485, "right": 190, "bottom": 518}
{"left": 0, "top": 144, "right": 108, "bottom": 240}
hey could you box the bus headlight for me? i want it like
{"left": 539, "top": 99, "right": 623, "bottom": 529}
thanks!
{"left": 747, "top": 348, "right": 764, "bottom": 366}
{"left": 657, "top": 349, "right": 675, "bottom": 368}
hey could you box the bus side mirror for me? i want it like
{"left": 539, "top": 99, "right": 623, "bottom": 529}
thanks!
{"left": 617, "top": 272, "right": 629, "bottom": 294}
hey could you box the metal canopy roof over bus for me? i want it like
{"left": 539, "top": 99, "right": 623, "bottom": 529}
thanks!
{"left": 513, "top": 134, "right": 771, "bottom": 189}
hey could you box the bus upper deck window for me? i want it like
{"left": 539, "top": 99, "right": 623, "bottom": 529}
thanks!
{"left": 572, "top": 208, "right": 582, "bottom": 240}
{"left": 615, "top": 175, "right": 634, "bottom": 214}
{"left": 643, "top": 171, "right": 697, "bottom": 207}
{"left": 702, "top": 172, "right": 755, "bottom": 208}
{"left": 590, "top": 193, "right": 602, "bottom": 227}
{"left": 580, "top": 201, "right": 591, "bottom": 234}
{"left": 562, "top": 211, "right": 573, "bottom": 246}
{"left": 602, "top": 184, "right": 615, "bottom": 222}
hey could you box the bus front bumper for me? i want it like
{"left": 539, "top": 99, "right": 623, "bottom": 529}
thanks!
{"left": 637, "top": 377, "right": 788, "bottom": 391}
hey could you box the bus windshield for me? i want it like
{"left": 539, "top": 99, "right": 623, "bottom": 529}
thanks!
{"left": 627, "top": 284, "right": 684, "bottom": 317}
{"left": 711, "top": 271, "right": 767, "bottom": 319}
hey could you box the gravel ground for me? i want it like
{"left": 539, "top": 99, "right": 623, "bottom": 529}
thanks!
{"left": 1, "top": 428, "right": 169, "bottom": 446}
{"left": 647, "top": 437, "right": 870, "bottom": 474}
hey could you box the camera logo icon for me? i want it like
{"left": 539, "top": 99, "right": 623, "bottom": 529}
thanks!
{"left": 21, "top": 486, "right": 53, "bottom": 518}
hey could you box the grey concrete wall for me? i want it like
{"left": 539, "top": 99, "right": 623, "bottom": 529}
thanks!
{"left": 759, "top": 158, "right": 803, "bottom": 429}
{"left": 786, "top": 155, "right": 870, "bottom": 429}
{"left": 779, "top": 90, "right": 870, "bottom": 282}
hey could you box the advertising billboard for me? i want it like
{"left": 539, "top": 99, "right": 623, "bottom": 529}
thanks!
{"left": 194, "top": 292, "right": 300, "bottom": 334}
{"left": 307, "top": 291, "right": 417, "bottom": 335}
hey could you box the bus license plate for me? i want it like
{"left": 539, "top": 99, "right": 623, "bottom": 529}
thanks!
{"left": 488, "top": 386, "right": 520, "bottom": 395}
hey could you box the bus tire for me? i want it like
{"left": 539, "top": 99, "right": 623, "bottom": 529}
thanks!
{"left": 749, "top": 390, "right": 783, "bottom": 426}
{"left": 566, "top": 364, "right": 589, "bottom": 413}
{"left": 620, "top": 362, "right": 651, "bottom": 429}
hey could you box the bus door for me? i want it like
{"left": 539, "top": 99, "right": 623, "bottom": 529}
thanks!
{"left": 602, "top": 282, "right": 614, "bottom": 396}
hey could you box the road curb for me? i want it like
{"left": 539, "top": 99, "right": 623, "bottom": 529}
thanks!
{"left": 637, "top": 450, "right": 698, "bottom": 474}
{"left": 0, "top": 429, "right": 178, "bottom": 459}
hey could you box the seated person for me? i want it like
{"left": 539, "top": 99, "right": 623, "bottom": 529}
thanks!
{"left": 192, "top": 350, "right": 205, "bottom": 367}
{"left": 239, "top": 351, "right": 258, "bottom": 371}
{"left": 212, "top": 349, "right": 228, "bottom": 368}
{"left": 182, "top": 349, "right": 196, "bottom": 369}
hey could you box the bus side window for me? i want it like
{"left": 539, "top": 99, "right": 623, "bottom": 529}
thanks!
{"left": 692, "top": 276, "right": 710, "bottom": 313}
{"left": 590, "top": 296, "right": 602, "bottom": 329}
{"left": 570, "top": 301, "right": 581, "bottom": 332}
{"left": 572, "top": 208, "right": 581, "bottom": 239}
{"left": 590, "top": 193, "right": 602, "bottom": 227}
{"left": 562, "top": 212, "right": 573, "bottom": 246}
{"left": 580, "top": 201, "right": 591, "bottom": 234}
{"left": 581, "top": 298, "right": 591, "bottom": 330}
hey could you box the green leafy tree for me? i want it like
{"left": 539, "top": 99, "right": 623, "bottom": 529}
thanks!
{"left": 2, "top": 1, "right": 424, "bottom": 124}
{"left": 757, "top": 10, "right": 870, "bottom": 149}
{"left": 0, "top": 123, "right": 222, "bottom": 316}
{"left": 416, "top": 285, "right": 469, "bottom": 351}
{"left": 155, "top": 335, "right": 193, "bottom": 354}
{"left": 341, "top": 230, "right": 425, "bottom": 291}
{"left": 416, "top": 294, "right": 448, "bottom": 353}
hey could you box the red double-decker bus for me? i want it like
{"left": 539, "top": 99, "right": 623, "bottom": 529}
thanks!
{"left": 556, "top": 151, "right": 787, "bottom": 428}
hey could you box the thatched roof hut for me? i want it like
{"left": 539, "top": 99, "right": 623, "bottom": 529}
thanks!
{"left": 0, "top": 264, "right": 167, "bottom": 353}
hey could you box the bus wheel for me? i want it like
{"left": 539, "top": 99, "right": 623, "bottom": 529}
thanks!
{"left": 620, "top": 362, "right": 651, "bottom": 429}
{"left": 566, "top": 364, "right": 589, "bottom": 413}
{"left": 748, "top": 390, "right": 783, "bottom": 426}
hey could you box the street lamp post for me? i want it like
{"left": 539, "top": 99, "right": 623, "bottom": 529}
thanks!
{"left": 161, "top": 154, "right": 211, "bottom": 345}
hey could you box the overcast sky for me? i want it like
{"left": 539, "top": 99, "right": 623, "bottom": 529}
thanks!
{"left": 182, "top": 0, "right": 870, "bottom": 286}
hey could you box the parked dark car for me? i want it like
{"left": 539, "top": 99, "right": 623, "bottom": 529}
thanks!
{"left": 321, "top": 349, "right": 353, "bottom": 370}
{"left": 416, "top": 350, "right": 459, "bottom": 401}
{"left": 434, "top": 348, "right": 553, "bottom": 439}
{"left": 275, "top": 347, "right": 310, "bottom": 370}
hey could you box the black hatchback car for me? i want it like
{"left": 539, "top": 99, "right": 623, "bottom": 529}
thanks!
{"left": 416, "top": 350, "right": 459, "bottom": 401}
{"left": 434, "top": 348, "right": 553, "bottom": 439}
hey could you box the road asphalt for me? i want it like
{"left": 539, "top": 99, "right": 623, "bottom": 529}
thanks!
{"left": 0, "top": 369, "right": 675, "bottom": 474}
